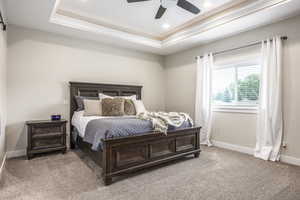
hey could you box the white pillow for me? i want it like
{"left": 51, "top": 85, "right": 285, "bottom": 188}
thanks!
{"left": 133, "top": 100, "right": 146, "bottom": 114}
{"left": 99, "top": 93, "right": 136, "bottom": 100}
{"left": 83, "top": 99, "right": 102, "bottom": 116}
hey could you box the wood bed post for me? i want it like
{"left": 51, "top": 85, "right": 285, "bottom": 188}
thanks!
{"left": 102, "top": 140, "right": 112, "bottom": 185}
{"left": 69, "top": 82, "right": 77, "bottom": 149}
{"left": 194, "top": 130, "right": 200, "bottom": 158}
{"left": 102, "top": 139, "right": 112, "bottom": 185}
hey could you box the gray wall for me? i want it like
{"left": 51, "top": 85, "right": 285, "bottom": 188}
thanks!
{"left": 6, "top": 25, "right": 165, "bottom": 152}
{"left": 165, "top": 15, "right": 300, "bottom": 159}
{"left": 0, "top": 0, "right": 7, "bottom": 168}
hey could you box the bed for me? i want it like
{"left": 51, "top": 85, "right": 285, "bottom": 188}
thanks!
{"left": 69, "top": 82, "right": 201, "bottom": 185}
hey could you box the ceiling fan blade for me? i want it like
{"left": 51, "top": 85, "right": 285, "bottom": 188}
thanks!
{"left": 177, "top": 0, "right": 200, "bottom": 14}
{"left": 155, "top": 5, "right": 167, "bottom": 19}
{"left": 127, "top": 0, "right": 151, "bottom": 3}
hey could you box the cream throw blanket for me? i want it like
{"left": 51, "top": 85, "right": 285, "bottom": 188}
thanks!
{"left": 137, "top": 111, "right": 193, "bottom": 134}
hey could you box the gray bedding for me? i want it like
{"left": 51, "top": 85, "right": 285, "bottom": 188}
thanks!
{"left": 82, "top": 117, "right": 192, "bottom": 151}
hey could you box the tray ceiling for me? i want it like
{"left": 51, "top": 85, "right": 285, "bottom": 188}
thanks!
{"left": 5, "top": 0, "right": 300, "bottom": 55}
{"left": 57, "top": 0, "right": 237, "bottom": 39}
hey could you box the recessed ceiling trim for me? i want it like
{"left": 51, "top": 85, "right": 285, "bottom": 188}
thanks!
{"left": 162, "top": 0, "right": 292, "bottom": 47}
{"left": 50, "top": 0, "right": 161, "bottom": 48}
{"left": 50, "top": 12, "right": 162, "bottom": 48}
{"left": 56, "top": 9, "right": 161, "bottom": 40}
{"left": 46, "top": 0, "right": 300, "bottom": 54}
{"left": 55, "top": 0, "right": 250, "bottom": 41}
{"left": 159, "top": 0, "right": 249, "bottom": 39}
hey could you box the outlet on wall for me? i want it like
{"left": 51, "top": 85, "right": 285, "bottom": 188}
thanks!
{"left": 282, "top": 141, "right": 287, "bottom": 148}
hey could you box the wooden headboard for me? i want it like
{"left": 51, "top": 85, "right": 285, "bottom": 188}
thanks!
{"left": 69, "top": 81, "right": 142, "bottom": 119}
{"left": 69, "top": 82, "right": 142, "bottom": 147}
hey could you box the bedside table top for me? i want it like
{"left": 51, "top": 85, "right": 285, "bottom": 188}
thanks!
{"left": 26, "top": 119, "right": 68, "bottom": 125}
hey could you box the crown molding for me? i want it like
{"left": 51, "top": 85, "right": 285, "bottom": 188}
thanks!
{"left": 50, "top": 11, "right": 162, "bottom": 49}
{"left": 162, "top": 0, "right": 291, "bottom": 47}
{"left": 56, "top": 9, "right": 160, "bottom": 40}
{"left": 160, "top": 0, "right": 249, "bottom": 39}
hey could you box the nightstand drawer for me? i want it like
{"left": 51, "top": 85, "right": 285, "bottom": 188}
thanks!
{"left": 32, "top": 132, "right": 64, "bottom": 139}
{"left": 31, "top": 124, "right": 63, "bottom": 136}
{"left": 32, "top": 137, "right": 64, "bottom": 150}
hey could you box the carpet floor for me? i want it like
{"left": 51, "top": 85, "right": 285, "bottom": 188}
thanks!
{"left": 1, "top": 147, "right": 300, "bottom": 200}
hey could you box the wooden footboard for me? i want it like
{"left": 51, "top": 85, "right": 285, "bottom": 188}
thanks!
{"left": 101, "top": 127, "right": 201, "bottom": 185}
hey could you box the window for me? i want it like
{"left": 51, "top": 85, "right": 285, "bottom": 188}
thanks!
{"left": 212, "top": 64, "right": 260, "bottom": 108}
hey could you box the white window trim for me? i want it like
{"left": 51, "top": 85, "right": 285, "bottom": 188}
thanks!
{"left": 212, "top": 105, "right": 258, "bottom": 114}
{"left": 213, "top": 59, "right": 260, "bottom": 70}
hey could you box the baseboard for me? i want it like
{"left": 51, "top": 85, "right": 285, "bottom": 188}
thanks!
{"left": 6, "top": 149, "right": 26, "bottom": 159}
{"left": 212, "top": 140, "right": 254, "bottom": 155}
{"left": 280, "top": 155, "right": 300, "bottom": 166}
{"left": 212, "top": 140, "right": 300, "bottom": 167}
{"left": 0, "top": 153, "right": 7, "bottom": 183}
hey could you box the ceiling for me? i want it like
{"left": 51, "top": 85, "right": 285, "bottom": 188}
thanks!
{"left": 57, "top": 0, "right": 236, "bottom": 39}
{"left": 5, "top": 0, "right": 300, "bottom": 55}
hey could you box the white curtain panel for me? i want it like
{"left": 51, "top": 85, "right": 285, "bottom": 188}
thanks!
{"left": 254, "top": 37, "right": 283, "bottom": 161}
{"left": 195, "top": 53, "right": 214, "bottom": 146}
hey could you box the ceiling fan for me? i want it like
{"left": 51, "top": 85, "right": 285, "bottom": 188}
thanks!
{"left": 127, "top": 0, "right": 201, "bottom": 19}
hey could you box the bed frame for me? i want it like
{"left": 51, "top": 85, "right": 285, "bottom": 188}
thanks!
{"left": 69, "top": 82, "right": 201, "bottom": 185}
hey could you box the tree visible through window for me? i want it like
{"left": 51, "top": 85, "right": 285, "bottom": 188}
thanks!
{"left": 212, "top": 65, "right": 260, "bottom": 106}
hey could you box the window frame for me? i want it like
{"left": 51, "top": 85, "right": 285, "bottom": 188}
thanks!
{"left": 212, "top": 60, "right": 260, "bottom": 114}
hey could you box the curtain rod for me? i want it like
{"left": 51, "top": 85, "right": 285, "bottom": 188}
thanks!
{"left": 195, "top": 36, "right": 288, "bottom": 60}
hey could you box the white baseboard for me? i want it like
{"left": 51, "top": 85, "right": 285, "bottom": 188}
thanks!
{"left": 0, "top": 153, "right": 6, "bottom": 182}
{"left": 280, "top": 155, "right": 300, "bottom": 166}
{"left": 6, "top": 149, "right": 26, "bottom": 159}
{"left": 212, "top": 140, "right": 300, "bottom": 167}
{"left": 212, "top": 140, "right": 254, "bottom": 155}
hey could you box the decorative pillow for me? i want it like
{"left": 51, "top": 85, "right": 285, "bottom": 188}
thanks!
{"left": 75, "top": 96, "right": 99, "bottom": 111}
{"left": 133, "top": 100, "right": 146, "bottom": 114}
{"left": 99, "top": 93, "right": 136, "bottom": 101}
{"left": 124, "top": 99, "right": 136, "bottom": 115}
{"left": 102, "top": 98, "right": 125, "bottom": 116}
{"left": 83, "top": 99, "right": 102, "bottom": 116}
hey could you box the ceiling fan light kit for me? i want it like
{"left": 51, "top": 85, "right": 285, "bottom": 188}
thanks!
{"left": 127, "top": 0, "right": 201, "bottom": 19}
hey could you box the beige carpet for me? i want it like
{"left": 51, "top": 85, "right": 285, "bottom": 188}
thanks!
{"left": 1, "top": 147, "right": 300, "bottom": 200}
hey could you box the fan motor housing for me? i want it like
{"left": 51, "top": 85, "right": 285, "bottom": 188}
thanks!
{"left": 161, "top": 0, "right": 178, "bottom": 8}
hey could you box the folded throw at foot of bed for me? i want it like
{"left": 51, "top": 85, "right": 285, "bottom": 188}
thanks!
{"left": 138, "top": 111, "right": 193, "bottom": 134}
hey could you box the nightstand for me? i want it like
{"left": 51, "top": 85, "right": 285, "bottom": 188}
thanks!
{"left": 26, "top": 120, "right": 67, "bottom": 159}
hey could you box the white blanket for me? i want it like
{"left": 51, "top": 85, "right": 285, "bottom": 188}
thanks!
{"left": 137, "top": 111, "right": 193, "bottom": 134}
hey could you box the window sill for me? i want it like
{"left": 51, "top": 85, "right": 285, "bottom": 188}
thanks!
{"left": 212, "top": 106, "right": 258, "bottom": 114}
